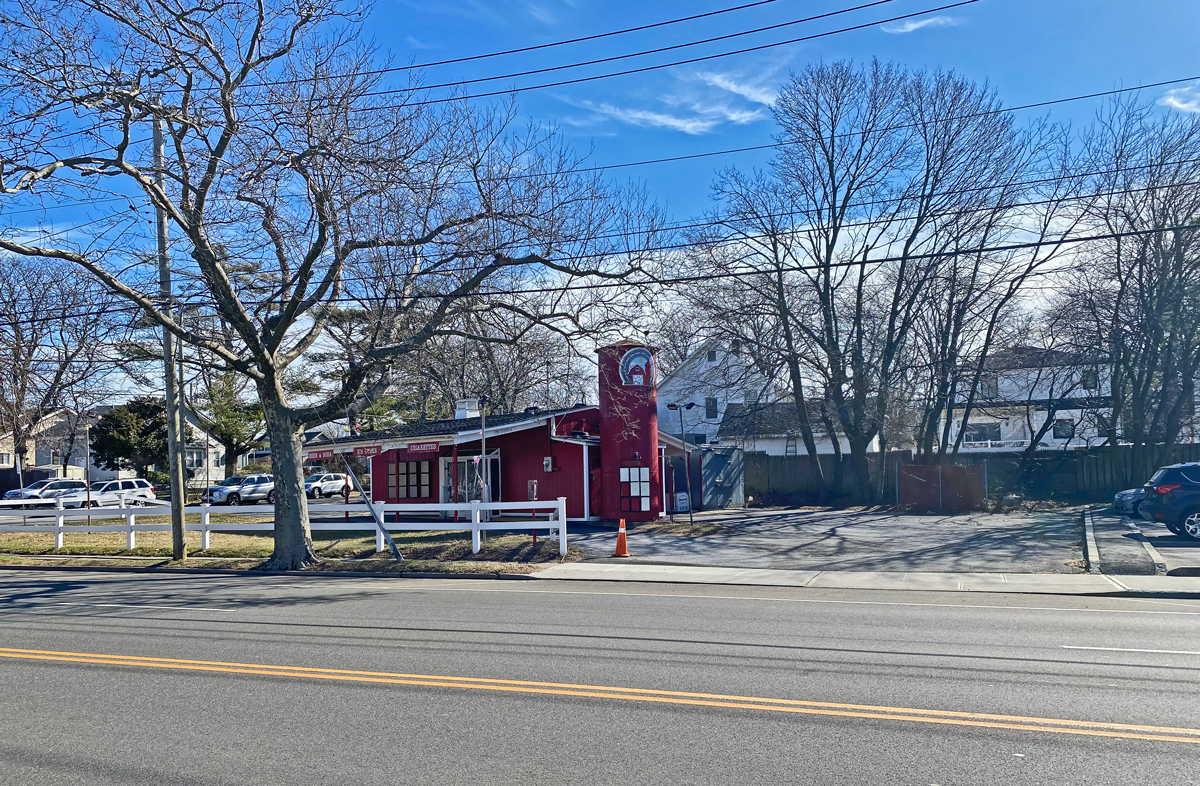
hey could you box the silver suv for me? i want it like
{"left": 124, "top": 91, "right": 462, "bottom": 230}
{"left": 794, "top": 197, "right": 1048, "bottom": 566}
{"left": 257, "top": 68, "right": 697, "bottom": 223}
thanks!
{"left": 202, "top": 474, "right": 275, "bottom": 506}
{"left": 3, "top": 478, "right": 87, "bottom": 503}
{"left": 59, "top": 478, "right": 156, "bottom": 508}
{"left": 304, "top": 473, "right": 348, "bottom": 499}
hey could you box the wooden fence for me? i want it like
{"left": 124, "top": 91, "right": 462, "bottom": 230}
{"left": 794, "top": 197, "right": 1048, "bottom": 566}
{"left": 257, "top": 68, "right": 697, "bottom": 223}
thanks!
{"left": 744, "top": 444, "right": 1200, "bottom": 504}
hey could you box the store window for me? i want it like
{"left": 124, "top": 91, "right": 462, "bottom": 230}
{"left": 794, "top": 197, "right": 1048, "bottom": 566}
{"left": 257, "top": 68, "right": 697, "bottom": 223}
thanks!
{"left": 390, "top": 460, "right": 431, "bottom": 499}
{"left": 620, "top": 466, "right": 651, "bottom": 513}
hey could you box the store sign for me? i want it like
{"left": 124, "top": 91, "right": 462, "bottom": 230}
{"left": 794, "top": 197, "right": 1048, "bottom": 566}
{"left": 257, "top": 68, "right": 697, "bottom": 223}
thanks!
{"left": 306, "top": 449, "right": 335, "bottom": 460}
{"left": 619, "top": 346, "right": 654, "bottom": 386}
{"left": 353, "top": 445, "right": 382, "bottom": 458}
{"left": 406, "top": 442, "right": 441, "bottom": 454}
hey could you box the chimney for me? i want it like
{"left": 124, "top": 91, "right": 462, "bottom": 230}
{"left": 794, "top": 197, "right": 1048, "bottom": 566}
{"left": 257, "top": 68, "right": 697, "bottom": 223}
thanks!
{"left": 454, "top": 398, "right": 481, "bottom": 420}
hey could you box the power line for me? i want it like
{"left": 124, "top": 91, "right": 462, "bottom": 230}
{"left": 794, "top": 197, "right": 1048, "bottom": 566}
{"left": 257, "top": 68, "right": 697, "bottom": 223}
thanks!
{"left": 269, "top": 1, "right": 981, "bottom": 110}
{"left": 12, "top": 73, "right": 1198, "bottom": 210}
{"left": 1, "top": 220, "right": 1195, "bottom": 329}
{"left": 253, "top": 0, "right": 789, "bottom": 84}
{"left": 294, "top": 1, "right": 897, "bottom": 98}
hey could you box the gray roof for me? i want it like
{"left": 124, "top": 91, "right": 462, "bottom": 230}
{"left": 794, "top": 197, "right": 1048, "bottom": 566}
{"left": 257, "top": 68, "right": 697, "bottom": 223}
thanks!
{"left": 312, "top": 407, "right": 575, "bottom": 447}
{"left": 718, "top": 402, "right": 831, "bottom": 438}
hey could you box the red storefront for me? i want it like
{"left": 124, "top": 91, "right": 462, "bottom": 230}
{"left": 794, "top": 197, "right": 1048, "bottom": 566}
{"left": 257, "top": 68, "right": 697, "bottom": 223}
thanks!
{"left": 304, "top": 341, "right": 693, "bottom": 522}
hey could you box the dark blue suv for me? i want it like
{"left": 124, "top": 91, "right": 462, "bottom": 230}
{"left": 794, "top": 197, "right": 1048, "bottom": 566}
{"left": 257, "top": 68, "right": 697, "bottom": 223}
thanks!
{"left": 1139, "top": 463, "right": 1200, "bottom": 538}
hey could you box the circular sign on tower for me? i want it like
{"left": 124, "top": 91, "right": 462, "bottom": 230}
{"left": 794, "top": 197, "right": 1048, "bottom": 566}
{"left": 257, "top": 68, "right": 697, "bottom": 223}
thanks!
{"left": 619, "top": 346, "right": 654, "bottom": 386}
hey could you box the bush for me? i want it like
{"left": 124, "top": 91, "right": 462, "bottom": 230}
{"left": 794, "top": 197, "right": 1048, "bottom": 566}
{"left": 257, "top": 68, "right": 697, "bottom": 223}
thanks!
{"left": 146, "top": 470, "right": 170, "bottom": 487}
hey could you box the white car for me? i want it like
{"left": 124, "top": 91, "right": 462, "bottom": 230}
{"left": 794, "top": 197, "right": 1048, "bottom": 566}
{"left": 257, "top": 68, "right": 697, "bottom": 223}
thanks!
{"left": 3, "top": 478, "right": 87, "bottom": 504}
{"left": 202, "top": 474, "right": 275, "bottom": 506}
{"left": 59, "top": 478, "right": 157, "bottom": 508}
{"left": 305, "top": 473, "right": 348, "bottom": 499}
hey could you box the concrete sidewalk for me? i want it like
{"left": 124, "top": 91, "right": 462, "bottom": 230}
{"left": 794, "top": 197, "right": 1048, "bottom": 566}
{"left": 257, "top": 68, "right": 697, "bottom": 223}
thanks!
{"left": 534, "top": 561, "right": 1200, "bottom": 595}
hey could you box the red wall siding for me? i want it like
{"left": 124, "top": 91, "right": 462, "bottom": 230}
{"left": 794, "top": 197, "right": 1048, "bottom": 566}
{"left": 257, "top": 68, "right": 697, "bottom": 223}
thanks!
{"left": 460, "top": 425, "right": 588, "bottom": 519}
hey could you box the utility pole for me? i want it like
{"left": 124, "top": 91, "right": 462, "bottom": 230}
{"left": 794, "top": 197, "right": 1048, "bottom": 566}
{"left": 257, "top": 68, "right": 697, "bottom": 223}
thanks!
{"left": 154, "top": 114, "right": 186, "bottom": 560}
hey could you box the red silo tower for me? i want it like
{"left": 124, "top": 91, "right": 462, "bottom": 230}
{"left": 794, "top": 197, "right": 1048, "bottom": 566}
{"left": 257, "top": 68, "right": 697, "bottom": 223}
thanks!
{"left": 597, "top": 340, "right": 660, "bottom": 521}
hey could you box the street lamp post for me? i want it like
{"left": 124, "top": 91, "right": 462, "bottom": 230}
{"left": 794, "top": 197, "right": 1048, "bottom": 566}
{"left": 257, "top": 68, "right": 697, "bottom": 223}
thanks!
{"left": 665, "top": 403, "right": 696, "bottom": 530}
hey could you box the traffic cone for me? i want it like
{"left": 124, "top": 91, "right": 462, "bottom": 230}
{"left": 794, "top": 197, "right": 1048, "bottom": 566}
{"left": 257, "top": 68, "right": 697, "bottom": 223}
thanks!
{"left": 613, "top": 518, "right": 630, "bottom": 558}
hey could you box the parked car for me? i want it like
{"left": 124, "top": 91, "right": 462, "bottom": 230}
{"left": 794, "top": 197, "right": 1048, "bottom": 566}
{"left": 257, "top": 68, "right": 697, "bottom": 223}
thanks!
{"left": 1113, "top": 487, "right": 1147, "bottom": 517}
{"left": 59, "top": 478, "right": 156, "bottom": 509}
{"left": 3, "top": 478, "right": 87, "bottom": 504}
{"left": 304, "top": 473, "right": 348, "bottom": 499}
{"left": 1138, "top": 463, "right": 1200, "bottom": 538}
{"left": 202, "top": 474, "right": 275, "bottom": 506}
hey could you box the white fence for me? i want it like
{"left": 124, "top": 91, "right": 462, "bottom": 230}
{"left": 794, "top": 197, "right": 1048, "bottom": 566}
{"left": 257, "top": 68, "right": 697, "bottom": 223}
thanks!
{"left": 0, "top": 496, "right": 568, "bottom": 556}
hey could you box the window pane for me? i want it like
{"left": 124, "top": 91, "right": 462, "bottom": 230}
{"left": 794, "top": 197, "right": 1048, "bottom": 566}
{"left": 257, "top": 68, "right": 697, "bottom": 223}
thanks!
{"left": 620, "top": 467, "right": 629, "bottom": 481}
{"left": 640, "top": 467, "right": 649, "bottom": 480}
{"left": 641, "top": 497, "right": 650, "bottom": 511}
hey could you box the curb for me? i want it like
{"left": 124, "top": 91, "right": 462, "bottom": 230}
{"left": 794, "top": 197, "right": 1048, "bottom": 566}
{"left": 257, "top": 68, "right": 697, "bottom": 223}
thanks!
{"left": 0, "top": 562, "right": 538, "bottom": 580}
{"left": 2, "top": 562, "right": 1198, "bottom": 598}
{"left": 1083, "top": 510, "right": 1103, "bottom": 574}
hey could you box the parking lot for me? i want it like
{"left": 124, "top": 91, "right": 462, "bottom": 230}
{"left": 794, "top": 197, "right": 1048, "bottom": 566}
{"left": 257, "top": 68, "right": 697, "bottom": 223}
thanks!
{"left": 573, "top": 507, "right": 1087, "bottom": 573}
{"left": 1123, "top": 512, "right": 1200, "bottom": 575}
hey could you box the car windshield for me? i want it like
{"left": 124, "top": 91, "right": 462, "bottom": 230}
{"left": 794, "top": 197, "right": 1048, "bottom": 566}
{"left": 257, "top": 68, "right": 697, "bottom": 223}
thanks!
{"left": 305, "top": 475, "right": 324, "bottom": 483}
{"left": 26, "top": 480, "right": 52, "bottom": 490}
{"left": 219, "top": 476, "right": 245, "bottom": 486}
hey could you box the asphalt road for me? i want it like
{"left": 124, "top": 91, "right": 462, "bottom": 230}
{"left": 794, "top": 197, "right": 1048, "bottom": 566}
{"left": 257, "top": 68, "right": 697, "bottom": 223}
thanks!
{"left": 575, "top": 508, "right": 1085, "bottom": 573}
{"left": 2, "top": 570, "right": 1199, "bottom": 785}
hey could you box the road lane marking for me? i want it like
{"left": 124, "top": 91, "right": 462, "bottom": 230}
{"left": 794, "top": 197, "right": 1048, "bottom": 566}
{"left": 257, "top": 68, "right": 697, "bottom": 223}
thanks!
{"left": 2, "top": 647, "right": 1199, "bottom": 744}
{"left": 1063, "top": 646, "right": 1200, "bottom": 656}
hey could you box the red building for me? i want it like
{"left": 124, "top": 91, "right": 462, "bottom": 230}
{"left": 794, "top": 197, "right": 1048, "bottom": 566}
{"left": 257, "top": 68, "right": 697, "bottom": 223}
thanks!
{"left": 305, "top": 341, "right": 692, "bottom": 522}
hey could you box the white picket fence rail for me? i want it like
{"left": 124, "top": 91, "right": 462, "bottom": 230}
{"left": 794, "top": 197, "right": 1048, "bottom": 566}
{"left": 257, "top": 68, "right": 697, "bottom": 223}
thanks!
{"left": 0, "top": 496, "right": 568, "bottom": 556}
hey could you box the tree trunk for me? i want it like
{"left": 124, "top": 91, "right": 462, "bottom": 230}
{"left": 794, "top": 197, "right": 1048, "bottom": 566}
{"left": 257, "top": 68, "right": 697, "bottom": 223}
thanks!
{"left": 260, "top": 398, "right": 319, "bottom": 570}
{"left": 220, "top": 440, "right": 241, "bottom": 479}
{"left": 847, "top": 437, "right": 874, "bottom": 505}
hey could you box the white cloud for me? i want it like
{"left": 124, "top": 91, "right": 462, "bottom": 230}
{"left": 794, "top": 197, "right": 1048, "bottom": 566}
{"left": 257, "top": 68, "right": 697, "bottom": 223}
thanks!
{"left": 404, "top": 35, "right": 440, "bottom": 50}
{"left": 581, "top": 102, "right": 721, "bottom": 135}
{"left": 880, "top": 15, "right": 960, "bottom": 34}
{"left": 1160, "top": 84, "right": 1200, "bottom": 113}
{"left": 693, "top": 71, "right": 777, "bottom": 106}
{"left": 526, "top": 3, "right": 556, "bottom": 24}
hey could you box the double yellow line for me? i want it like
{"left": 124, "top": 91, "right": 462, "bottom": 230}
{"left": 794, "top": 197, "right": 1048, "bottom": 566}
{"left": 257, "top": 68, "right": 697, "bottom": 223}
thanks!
{"left": 3, "top": 646, "right": 1198, "bottom": 744}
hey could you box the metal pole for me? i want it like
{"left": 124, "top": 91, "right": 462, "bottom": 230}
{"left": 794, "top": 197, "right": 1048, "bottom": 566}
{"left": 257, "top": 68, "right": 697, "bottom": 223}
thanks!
{"left": 154, "top": 115, "right": 186, "bottom": 560}
{"left": 678, "top": 407, "right": 694, "bottom": 530}
{"left": 85, "top": 421, "right": 92, "bottom": 525}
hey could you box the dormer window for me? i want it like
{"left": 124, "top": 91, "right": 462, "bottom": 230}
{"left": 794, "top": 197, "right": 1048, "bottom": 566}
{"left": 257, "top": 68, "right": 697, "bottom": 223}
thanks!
{"left": 706, "top": 350, "right": 717, "bottom": 363}
{"left": 1081, "top": 370, "right": 1098, "bottom": 391}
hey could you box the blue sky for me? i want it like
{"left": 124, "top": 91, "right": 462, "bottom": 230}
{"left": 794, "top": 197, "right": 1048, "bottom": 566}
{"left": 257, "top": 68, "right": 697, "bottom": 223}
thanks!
{"left": 372, "top": 0, "right": 1200, "bottom": 219}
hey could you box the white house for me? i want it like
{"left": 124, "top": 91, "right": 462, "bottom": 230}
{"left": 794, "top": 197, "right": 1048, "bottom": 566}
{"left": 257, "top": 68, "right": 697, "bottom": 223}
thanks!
{"left": 943, "top": 347, "right": 1109, "bottom": 452}
{"left": 655, "top": 339, "right": 775, "bottom": 444}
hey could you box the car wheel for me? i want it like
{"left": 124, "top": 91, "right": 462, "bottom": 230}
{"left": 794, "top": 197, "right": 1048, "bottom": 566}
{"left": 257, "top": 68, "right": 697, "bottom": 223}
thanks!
{"left": 1130, "top": 501, "right": 1141, "bottom": 518}
{"left": 1166, "top": 521, "right": 1183, "bottom": 536}
{"left": 313, "top": 488, "right": 322, "bottom": 499}
{"left": 1180, "top": 510, "right": 1200, "bottom": 540}
{"left": 266, "top": 490, "right": 275, "bottom": 504}
{"left": 227, "top": 493, "right": 240, "bottom": 507}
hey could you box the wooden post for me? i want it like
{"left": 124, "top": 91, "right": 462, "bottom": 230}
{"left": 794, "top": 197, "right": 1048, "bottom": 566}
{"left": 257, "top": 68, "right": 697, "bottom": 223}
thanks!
{"left": 471, "top": 501, "right": 481, "bottom": 554}
{"left": 557, "top": 496, "right": 567, "bottom": 556}
{"left": 125, "top": 502, "right": 136, "bottom": 550}
{"left": 54, "top": 498, "right": 64, "bottom": 549}
{"left": 201, "top": 503, "right": 211, "bottom": 550}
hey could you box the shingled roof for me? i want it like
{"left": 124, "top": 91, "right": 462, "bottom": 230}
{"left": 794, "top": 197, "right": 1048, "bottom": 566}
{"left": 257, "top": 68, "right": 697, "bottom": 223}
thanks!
{"left": 311, "top": 408, "right": 575, "bottom": 447}
{"left": 718, "top": 402, "right": 832, "bottom": 438}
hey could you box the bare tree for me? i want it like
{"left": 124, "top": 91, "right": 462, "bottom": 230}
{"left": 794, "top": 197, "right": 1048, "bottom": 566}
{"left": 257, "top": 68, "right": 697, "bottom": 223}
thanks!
{"left": 1055, "top": 97, "right": 1200, "bottom": 482}
{"left": 0, "top": 254, "right": 123, "bottom": 484}
{"left": 0, "top": 0, "right": 662, "bottom": 568}
{"left": 682, "top": 61, "right": 1069, "bottom": 501}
